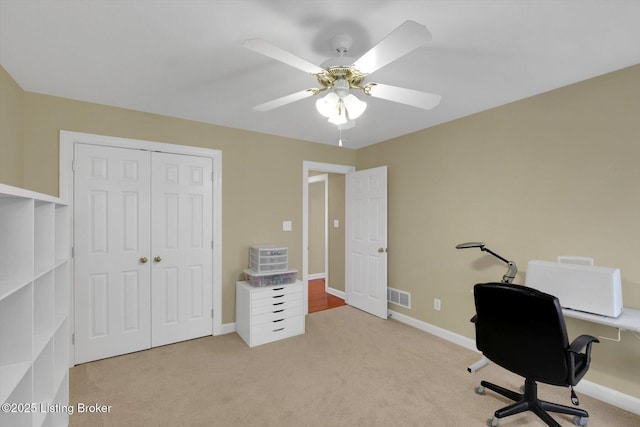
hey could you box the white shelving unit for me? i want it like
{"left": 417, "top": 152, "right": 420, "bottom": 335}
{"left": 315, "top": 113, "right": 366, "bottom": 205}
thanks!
{"left": 0, "top": 183, "right": 70, "bottom": 427}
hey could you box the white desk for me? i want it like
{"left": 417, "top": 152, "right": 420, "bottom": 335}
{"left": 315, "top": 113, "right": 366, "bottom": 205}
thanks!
{"left": 562, "top": 307, "right": 640, "bottom": 332}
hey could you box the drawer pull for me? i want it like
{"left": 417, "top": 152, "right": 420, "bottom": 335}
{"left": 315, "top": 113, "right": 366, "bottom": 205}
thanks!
{"left": 273, "top": 287, "right": 284, "bottom": 291}
{"left": 273, "top": 302, "right": 284, "bottom": 306}
{"left": 273, "top": 309, "right": 284, "bottom": 313}
{"left": 273, "top": 327, "right": 285, "bottom": 332}
{"left": 272, "top": 318, "right": 284, "bottom": 323}
{"left": 272, "top": 295, "right": 284, "bottom": 299}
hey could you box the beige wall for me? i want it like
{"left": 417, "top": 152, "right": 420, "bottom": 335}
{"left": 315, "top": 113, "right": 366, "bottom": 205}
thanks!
{"left": 0, "top": 65, "right": 24, "bottom": 187}
{"left": 356, "top": 64, "right": 640, "bottom": 398}
{"left": 15, "top": 91, "right": 355, "bottom": 324}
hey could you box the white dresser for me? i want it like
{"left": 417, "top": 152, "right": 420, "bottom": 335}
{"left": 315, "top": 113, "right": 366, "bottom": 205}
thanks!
{"left": 236, "top": 280, "right": 305, "bottom": 347}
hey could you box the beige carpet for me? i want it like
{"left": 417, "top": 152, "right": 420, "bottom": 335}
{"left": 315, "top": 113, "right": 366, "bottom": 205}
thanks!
{"left": 70, "top": 306, "right": 639, "bottom": 426}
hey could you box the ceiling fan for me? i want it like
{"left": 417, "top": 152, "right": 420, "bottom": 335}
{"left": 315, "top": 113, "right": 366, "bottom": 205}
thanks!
{"left": 243, "top": 20, "right": 441, "bottom": 125}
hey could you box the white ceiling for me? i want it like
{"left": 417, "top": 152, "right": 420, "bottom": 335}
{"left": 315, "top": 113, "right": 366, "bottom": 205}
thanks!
{"left": 1, "top": 0, "right": 639, "bottom": 149}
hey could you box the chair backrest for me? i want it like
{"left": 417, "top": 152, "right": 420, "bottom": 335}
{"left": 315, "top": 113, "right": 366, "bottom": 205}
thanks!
{"left": 474, "top": 282, "right": 571, "bottom": 386}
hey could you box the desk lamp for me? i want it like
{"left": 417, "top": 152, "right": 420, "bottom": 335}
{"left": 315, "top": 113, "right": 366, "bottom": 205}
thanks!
{"left": 455, "top": 242, "right": 517, "bottom": 284}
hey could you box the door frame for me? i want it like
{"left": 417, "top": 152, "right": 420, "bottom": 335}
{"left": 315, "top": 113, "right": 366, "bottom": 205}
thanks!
{"left": 60, "top": 130, "right": 223, "bottom": 366}
{"left": 302, "top": 161, "right": 355, "bottom": 315}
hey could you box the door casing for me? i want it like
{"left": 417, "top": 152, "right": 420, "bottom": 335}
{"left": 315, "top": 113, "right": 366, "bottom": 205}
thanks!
{"left": 302, "top": 161, "right": 355, "bottom": 314}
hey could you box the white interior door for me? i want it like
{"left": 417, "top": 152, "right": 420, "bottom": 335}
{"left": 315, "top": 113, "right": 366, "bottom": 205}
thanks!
{"left": 74, "top": 145, "right": 214, "bottom": 363}
{"left": 151, "top": 152, "right": 213, "bottom": 347}
{"left": 74, "top": 144, "right": 152, "bottom": 364}
{"left": 346, "top": 166, "right": 388, "bottom": 319}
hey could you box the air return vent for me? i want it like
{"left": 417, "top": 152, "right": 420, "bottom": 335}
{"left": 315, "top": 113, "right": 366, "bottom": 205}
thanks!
{"left": 387, "top": 287, "right": 411, "bottom": 309}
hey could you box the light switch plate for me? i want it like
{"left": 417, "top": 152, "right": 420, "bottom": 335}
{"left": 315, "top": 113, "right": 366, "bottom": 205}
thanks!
{"left": 333, "top": 219, "right": 340, "bottom": 228}
{"left": 283, "top": 220, "right": 292, "bottom": 231}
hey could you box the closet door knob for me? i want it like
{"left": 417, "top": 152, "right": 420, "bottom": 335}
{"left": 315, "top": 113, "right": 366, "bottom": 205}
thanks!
{"left": 154, "top": 256, "right": 162, "bottom": 263}
{"left": 140, "top": 257, "right": 148, "bottom": 264}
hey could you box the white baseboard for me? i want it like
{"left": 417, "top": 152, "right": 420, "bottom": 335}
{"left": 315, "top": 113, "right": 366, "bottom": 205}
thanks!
{"left": 327, "top": 287, "right": 345, "bottom": 300}
{"left": 575, "top": 379, "right": 640, "bottom": 415}
{"left": 387, "top": 309, "right": 640, "bottom": 415}
{"left": 308, "top": 273, "right": 326, "bottom": 280}
{"left": 388, "top": 309, "right": 478, "bottom": 353}
{"left": 219, "top": 322, "right": 236, "bottom": 335}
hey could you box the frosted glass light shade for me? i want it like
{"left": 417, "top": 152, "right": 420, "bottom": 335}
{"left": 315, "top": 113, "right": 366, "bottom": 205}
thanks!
{"left": 315, "top": 93, "right": 339, "bottom": 118}
{"left": 342, "top": 94, "right": 367, "bottom": 119}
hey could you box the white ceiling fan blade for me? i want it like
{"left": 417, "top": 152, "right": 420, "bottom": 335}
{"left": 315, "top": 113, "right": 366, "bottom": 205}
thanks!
{"left": 254, "top": 89, "right": 316, "bottom": 112}
{"left": 243, "top": 38, "right": 326, "bottom": 75}
{"left": 366, "top": 83, "right": 441, "bottom": 110}
{"left": 353, "top": 20, "right": 432, "bottom": 75}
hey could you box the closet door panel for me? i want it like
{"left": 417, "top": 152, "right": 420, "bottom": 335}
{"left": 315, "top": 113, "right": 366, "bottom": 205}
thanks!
{"left": 151, "top": 152, "right": 213, "bottom": 347}
{"left": 74, "top": 144, "right": 152, "bottom": 364}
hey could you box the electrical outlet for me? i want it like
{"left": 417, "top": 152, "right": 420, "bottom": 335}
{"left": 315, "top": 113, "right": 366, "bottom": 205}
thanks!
{"left": 434, "top": 298, "right": 441, "bottom": 311}
{"left": 282, "top": 221, "right": 292, "bottom": 231}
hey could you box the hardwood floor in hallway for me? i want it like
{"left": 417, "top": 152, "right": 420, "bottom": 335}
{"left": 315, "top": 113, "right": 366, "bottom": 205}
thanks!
{"left": 308, "top": 278, "right": 346, "bottom": 313}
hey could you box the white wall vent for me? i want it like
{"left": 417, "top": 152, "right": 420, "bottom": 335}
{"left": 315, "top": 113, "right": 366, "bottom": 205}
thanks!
{"left": 388, "top": 287, "right": 411, "bottom": 309}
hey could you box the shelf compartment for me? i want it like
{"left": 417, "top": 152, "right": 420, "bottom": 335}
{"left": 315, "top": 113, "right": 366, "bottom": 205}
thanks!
{"left": 34, "top": 271, "right": 55, "bottom": 356}
{"left": 0, "top": 284, "right": 32, "bottom": 403}
{"left": 54, "top": 262, "right": 70, "bottom": 318}
{"left": 54, "top": 204, "right": 70, "bottom": 263}
{"left": 34, "top": 201, "right": 56, "bottom": 276}
{"left": 0, "top": 366, "right": 33, "bottom": 427}
{"left": 53, "top": 372, "right": 69, "bottom": 427}
{"left": 33, "top": 339, "right": 54, "bottom": 405}
{"left": 0, "top": 196, "right": 34, "bottom": 297}
{"left": 53, "top": 318, "right": 69, "bottom": 388}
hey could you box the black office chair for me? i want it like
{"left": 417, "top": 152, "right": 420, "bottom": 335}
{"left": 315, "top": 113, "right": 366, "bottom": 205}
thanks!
{"left": 472, "top": 282, "right": 599, "bottom": 427}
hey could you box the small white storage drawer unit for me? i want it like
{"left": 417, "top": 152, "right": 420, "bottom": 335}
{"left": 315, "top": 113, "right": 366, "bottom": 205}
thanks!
{"left": 236, "top": 281, "right": 305, "bottom": 347}
{"left": 249, "top": 245, "right": 288, "bottom": 272}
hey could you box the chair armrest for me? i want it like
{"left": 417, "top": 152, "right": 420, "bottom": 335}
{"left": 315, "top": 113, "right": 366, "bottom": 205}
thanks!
{"left": 568, "top": 335, "right": 599, "bottom": 385}
{"left": 568, "top": 334, "right": 599, "bottom": 354}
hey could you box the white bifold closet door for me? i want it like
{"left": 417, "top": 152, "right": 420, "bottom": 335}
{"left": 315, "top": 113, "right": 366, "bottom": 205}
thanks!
{"left": 74, "top": 144, "right": 213, "bottom": 364}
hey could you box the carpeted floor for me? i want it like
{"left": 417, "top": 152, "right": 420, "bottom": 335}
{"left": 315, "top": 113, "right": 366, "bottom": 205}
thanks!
{"left": 69, "top": 306, "right": 639, "bottom": 426}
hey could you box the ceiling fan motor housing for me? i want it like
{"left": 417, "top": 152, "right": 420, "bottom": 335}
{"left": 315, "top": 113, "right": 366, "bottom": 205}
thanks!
{"left": 316, "top": 65, "right": 366, "bottom": 93}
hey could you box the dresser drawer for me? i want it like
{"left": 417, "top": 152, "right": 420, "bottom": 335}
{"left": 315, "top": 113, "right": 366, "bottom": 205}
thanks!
{"left": 251, "top": 315, "right": 305, "bottom": 347}
{"left": 252, "top": 304, "right": 304, "bottom": 326}
{"left": 250, "top": 283, "right": 303, "bottom": 301}
{"left": 252, "top": 294, "right": 303, "bottom": 315}
{"left": 252, "top": 289, "right": 302, "bottom": 309}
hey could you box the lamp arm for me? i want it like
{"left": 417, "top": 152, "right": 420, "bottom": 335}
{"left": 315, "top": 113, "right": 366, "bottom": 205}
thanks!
{"left": 480, "top": 247, "right": 517, "bottom": 283}
{"left": 480, "top": 247, "right": 509, "bottom": 264}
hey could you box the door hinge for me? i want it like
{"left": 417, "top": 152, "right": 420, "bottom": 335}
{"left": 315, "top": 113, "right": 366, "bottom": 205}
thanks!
{"left": 211, "top": 241, "right": 213, "bottom": 250}
{"left": 72, "top": 333, "right": 75, "bottom": 345}
{"left": 211, "top": 171, "right": 214, "bottom": 182}
{"left": 211, "top": 309, "right": 213, "bottom": 318}
{"left": 71, "top": 160, "right": 76, "bottom": 172}
{"left": 71, "top": 247, "right": 74, "bottom": 258}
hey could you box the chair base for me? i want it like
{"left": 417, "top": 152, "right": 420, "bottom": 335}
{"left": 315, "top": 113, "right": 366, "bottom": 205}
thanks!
{"left": 480, "top": 378, "right": 588, "bottom": 427}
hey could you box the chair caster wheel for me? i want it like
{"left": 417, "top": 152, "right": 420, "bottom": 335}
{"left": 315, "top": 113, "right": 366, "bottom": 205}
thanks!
{"left": 475, "top": 385, "right": 485, "bottom": 395}
{"left": 487, "top": 416, "right": 499, "bottom": 427}
{"left": 573, "top": 416, "right": 589, "bottom": 426}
